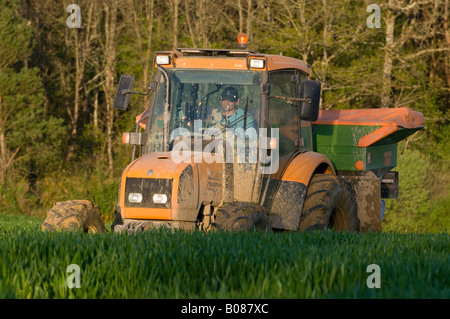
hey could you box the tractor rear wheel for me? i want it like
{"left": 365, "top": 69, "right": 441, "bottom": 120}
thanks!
{"left": 42, "top": 200, "right": 106, "bottom": 233}
{"left": 299, "top": 174, "right": 359, "bottom": 232}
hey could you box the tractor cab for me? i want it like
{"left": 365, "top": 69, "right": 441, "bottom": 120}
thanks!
{"left": 114, "top": 47, "right": 322, "bottom": 216}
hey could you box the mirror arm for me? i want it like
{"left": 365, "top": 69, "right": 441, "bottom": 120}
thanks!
{"left": 121, "top": 81, "right": 156, "bottom": 96}
{"left": 121, "top": 89, "right": 148, "bottom": 96}
{"left": 121, "top": 88, "right": 150, "bottom": 96}
{"left": 270, "top": 96, "right": 311, "bottom": 104}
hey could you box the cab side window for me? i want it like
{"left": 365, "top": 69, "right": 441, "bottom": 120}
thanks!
{"left": 268, "top": 70, "right": 300, "bottom": 160}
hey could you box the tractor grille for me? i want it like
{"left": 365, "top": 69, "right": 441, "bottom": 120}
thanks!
{"left": 124, "top": 177, "right": 172, "bottom": 209}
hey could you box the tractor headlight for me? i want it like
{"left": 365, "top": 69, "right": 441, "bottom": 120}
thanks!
{"left": 153, "top": 194, "right": 168, "bottom": 204}
{"left": 249, "top": 58, "right": 265, "bottom": 69}
{"left": 155, "top": 55, "right": 171, "bottom": 65}
{"left": 128, "top": 193, "right": 143, "bottom": 203}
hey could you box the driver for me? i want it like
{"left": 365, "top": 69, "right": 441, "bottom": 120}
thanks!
{"left": 210, "top": 87, "right": 257, "bottom": 131}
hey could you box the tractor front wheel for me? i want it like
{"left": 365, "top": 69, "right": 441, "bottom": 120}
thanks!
{"left": 299, "top": 174, "right": 359, "bottom": 232}
{"left": 212, "top": 202, "right": 270, "bottom": 232}
{"left": 42, "top": 200, "right": 106, "bottom": 233}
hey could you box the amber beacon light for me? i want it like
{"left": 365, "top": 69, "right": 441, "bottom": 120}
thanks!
{"left": 237, "top": 33, "right": 248, "bottom": 49}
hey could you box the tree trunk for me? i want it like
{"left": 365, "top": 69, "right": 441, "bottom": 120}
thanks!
{"left": 238, "top": 0, "right": 243, "bottom": 33}
{"left": 185, "top": 0, "right": 197, "bottom": 47}
{"left": 321, "top": 0, "right": 330, "bottom": 108}
{"left": 443, "top": 0, "right": 450, "bottom": 89}
{"left": 66, "top": 1, "right": 95, "bottom": 160}
{"left": 66, "top": 29, "right": 81, "bottom": 161}
{"left": 0, "top": 96, "right": 6, "bottom": 185}
{"left": 173, "top": 0, "right": 179, "bottom": 50}
{"left": 382, "top": 1, "right": 396, "bottom": 108}
{"left": 103, "top": 1, "right": 118, "bottom": 175}
{"left": 200, "top": 0, "right": 207, "bottom": 47}
{"left": 143, "top": 0, "right": 155, "bottom": 107}
{"left": 0, "top": 96, "right": 19, "bottom": 186}
{"left": 93, "top": 88, "right": 99, "bottom": 128}
{"left": 246, "top": 0, "right": 252, "bottom": 38}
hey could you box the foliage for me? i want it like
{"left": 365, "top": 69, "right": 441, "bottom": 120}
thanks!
{"left": 0, "top": 0, "right": 33, "bottom": 72}
{"left": 0, "top": 0, "right": 66, "bottom": 212}
{"left": 0, "top": 67, "right": 66, "bottom": 179}
{"left": 36, "top": 167, "right": 119, "bottom": 222}
{"left": 383, "top": 143, "right": 450, "bottom": 233}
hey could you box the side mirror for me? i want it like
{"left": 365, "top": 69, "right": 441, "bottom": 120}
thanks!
{"left": 113, "top": 74, "right": 135, "bottom": 111}
{"left": 299, "top": 80, "right": 321, "bottom": 121}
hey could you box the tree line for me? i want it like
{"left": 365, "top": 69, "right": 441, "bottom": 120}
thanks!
{"left": 0, "top": 0, "right": 448, "bottom": 230}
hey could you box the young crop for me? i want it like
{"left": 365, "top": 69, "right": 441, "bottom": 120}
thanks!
{"left": 0, "top": 214, "right": 448, "bottom": 299}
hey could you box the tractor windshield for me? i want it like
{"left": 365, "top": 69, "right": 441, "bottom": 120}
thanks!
{"left": 146, "top": 69, "right": 262, "bottom": 152}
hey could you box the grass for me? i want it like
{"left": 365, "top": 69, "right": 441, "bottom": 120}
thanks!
{"left": 0, "top": 213, "right": 448, "bottom": 299}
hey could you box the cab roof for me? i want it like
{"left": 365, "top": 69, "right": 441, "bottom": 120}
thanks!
{"left": 154, "top": 48, "right": 310, "bottom": 75}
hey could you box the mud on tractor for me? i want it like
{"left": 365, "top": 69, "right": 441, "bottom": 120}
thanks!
{"left": 42, "top": 35, "right": 425, "bottom": 234}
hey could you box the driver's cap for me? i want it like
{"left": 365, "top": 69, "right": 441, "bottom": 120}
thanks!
{"left": 220, "top": 87, "right": 239, "bottom": 102}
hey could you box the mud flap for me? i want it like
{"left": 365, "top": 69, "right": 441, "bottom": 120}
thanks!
{"left": 268, "top": 180, "right": 308, "bottom": 231}
{"left": 339, "top": 171, "right": 382, "bottom": 232}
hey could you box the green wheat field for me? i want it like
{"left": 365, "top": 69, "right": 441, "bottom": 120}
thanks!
{"left": 0, "top": 213, "right": 448, "bottom": 299}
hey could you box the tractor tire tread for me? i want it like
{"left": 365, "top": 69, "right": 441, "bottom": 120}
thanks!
{"left": 41, "top": 200, "right": 106, "bottom": 233}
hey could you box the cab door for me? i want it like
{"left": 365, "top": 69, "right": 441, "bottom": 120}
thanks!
{"left": 260, "top": 69, "right": 306, "bottom": 206}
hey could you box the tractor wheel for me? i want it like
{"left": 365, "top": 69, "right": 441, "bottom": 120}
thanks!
{"left": 213, "top": 202, "right": 270, "bottom": 232}
{"left": 41, "top": 200, "right": 106, "bottom": 233}
{"left": 299, "top": 174, "right": 359, "bottom": 232}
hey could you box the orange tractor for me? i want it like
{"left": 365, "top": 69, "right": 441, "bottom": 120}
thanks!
{"left": 42, "top": 35, "right": 424, "bottom": 233}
